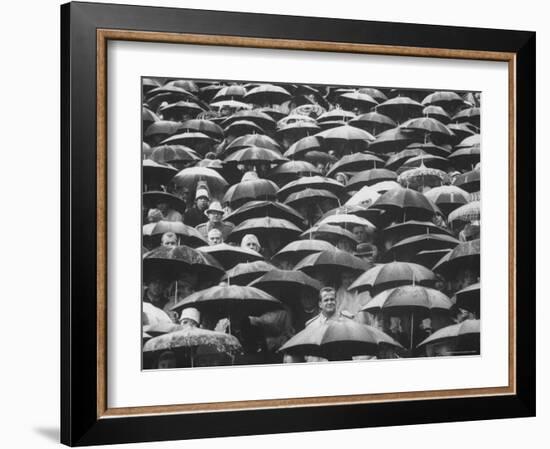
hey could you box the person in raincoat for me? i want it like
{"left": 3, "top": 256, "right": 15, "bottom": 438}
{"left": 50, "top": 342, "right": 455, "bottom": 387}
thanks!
{"left": 184, "top": 187, "right": 210, "bottom": 228}
{"left": 196, "top": 201, "right": 235, "bottom": 241}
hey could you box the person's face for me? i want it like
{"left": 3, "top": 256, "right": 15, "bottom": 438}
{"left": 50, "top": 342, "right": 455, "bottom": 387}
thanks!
{"left": 319, "top": 290, "right": 337, "bottom": 317}
{"left": 156, "top": 202, "right": 169, "bottom": 213}
{"left": 208, "top": 211, "right": 223, "bottom": 224}
{"left": 147, "top": 279, "right": 164, "bottom": 296}
{"left": 181, "top": 189, "right": 191, "bottom": 203}
{"left": 244, "top": 241, "right": 260, "bottom": 252}
{"left": 336, "top": 174, "right": 346, "bottom": 184}
{"left": 180, "top": 318, "right": 198, "bottom": 328}
{"left": 161, "top": 235, "right": 177, "bottom": 247}
{"left": 352, "top": 226, "right": 366, "bottom": 243}
{"left": 208, "top": 232, "right": 222, "bottom": 245}
{"left": 196, "top": 197, "right": 209, "bottom": 210}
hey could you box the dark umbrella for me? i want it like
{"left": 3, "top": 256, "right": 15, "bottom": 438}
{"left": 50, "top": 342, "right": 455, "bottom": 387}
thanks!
{"left": 171, "top": 285, "right": 283, "bottom": 317}
{"left": 222, "top": 178, "right": 279, "bottom": 209}
{"left": 212, "top": 84, "right": 247, "bottom": 101}
{"left": 224, "top": 120, "right": 265, "bottom": 137}
{"left": 422, "top": 105, "right": 451, "bottom": 124}
{"left": 348, "top": 261, "right": 436, "bottom": 294}
{"left": 453, "top": 168, "right": 480, "bottom": 193}
{"left": 160, "top": 132, "right": 215, "bottom": 154}
{"left": 143, "top": 106, "right": 160, "bottom": 128}
{"left": 424, "top": 185, "right": 470, "bottom": 215}
{"left": 279, "top": 317, "right": 402, "bottom": 360}
{"left": 172, "top": 166, "right": 228, "bottom": 197}
{"left": 385, "top": 148, "right": 427, "bottom": 171}
{"left": 387, "top": 233, "right": 460, "bottom": 262}
{"left": 250, "top": 269, "right": 322, "bottom": 306}
{"left": 346, "top": 169, "right": 398, "bottom": 192}
{"left": 338, "top": 91, "right": 378, "bottom": 111}
{"left": 300, "top": 224, "right": 359, "bottom": 248}
{"left": 295, "top": 248, "right": 366, "bottom": 278}
{"left": 150, "top": 145, "right": 200, "bottom": 166}
{"left": 158, "top": 101, "right": 205, "bottom": 120}
{"left": 422, "top": 91, "right": 465, "bottom": 113}
{"left": 454, "top": 282, "right": 481, "bottom": 316}
{"left": 223, "top": 109, "right": 276, "bottom": 131}
{"left": 142, "top": 160, "right": 178, "bottom": 189}
{"left": 244, "top": 84, "right": 292, "bottom": 105}
{"left": 448, "top": 146, "right": 480, "bottom": 170}
{"left": 433, "top": 239, "right": 480, "bottom": 275}
{"left": 272, "top": 239, "right": 338, "bottom": 267}
{"left": 371, "top": 187, "right": 439, "bottom": 222}
{"left": 227, "top": 217, "right": 303, "bottom": 245}
{"left": 278, "top": 176, "right": 346, "bottom": 200}
{"left": 400, "top": 154, "right": 449, "bottom": 171}
{"left": 142, "top": 221, "right": 208, "bottom": 248}
{"left": 142, "top": 191, "right": 186, "bottom": 213}
{"left": 144, "top": 120, "right": 181, "bottom": 144}
{"left": 401, "top": 117, "right": 454, "bottom": 142}
{"left": 222, "top": 260, "right": 275, "bottom": 286}
{"left": 284, "top": 188, "right": 340, "bottom": 210}
{"left": 269, "top": 160, "right": 320, "bottom": 185}
{"left": 224, "top": 134, "right": 281, "bottom": 156}
{"left": 224, "top": 146, "right": 286, "bottom": 166}
{"left": 284, "top": 136, "right": 323, "bottom": 160}
{"left": 143, "top": 245, "right": 224, "bottom": 283}
{"left": 383, "top": 220, "right": 453, "bottom": 243}
{"left": 448, "top": 123, "right": 476, "bottom": 142}
{"left": 142, "top": 78, "right": 161, "bottom": 95}
{"left": 417, "top": 319, "right": 480, "bottom": 355}
{"left": 326, "top": 153, "right": 384, "bottom": 177}
{"left": 358, "top": 87, "right": 388, "bottom": 103}
{"left": 224, "top": 200, "right": 305, "bottom": 228}
{"left": 317, "top": 124, "right": 375, "bottom": 155}
{"left": 349, "top": 112, "right": 396, "bottom": 135}
{"left": 369, "top": 127, "right": 418, "bottom": 154}
{"left": 179, "top": 119, "right": 224, "bottom": 139}
{"left": 405, "top": 142, "right": 451, "bottom": 158}
{"left": 376, "top": 96, "right": 424, "bottom": 122}
{"left": 197, "top": 243, "right": 263, "bottom": 270}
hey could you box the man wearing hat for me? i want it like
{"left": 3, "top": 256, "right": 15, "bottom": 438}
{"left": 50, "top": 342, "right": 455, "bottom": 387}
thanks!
{"left": 355, "top": 242, "right": 379, "bottom": 269}
{"left": 183, "top": 187, "right": 210, "bottom": 228}
{"left": 179, "top": 307, "right": 201, "bottom": 328}
{"left": 196, "top": 201, "right": 235, "bottom": 241}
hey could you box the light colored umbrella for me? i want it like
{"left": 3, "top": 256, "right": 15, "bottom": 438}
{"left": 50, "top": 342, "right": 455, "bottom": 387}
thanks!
{"left": 197, "top": 243, "right": 263, "bottom": 270}
{"left": 448, "top": 201, "right": 481, "bottom": 224}
{"left": 345, "top": 186, "right": 381, "bottom": 208}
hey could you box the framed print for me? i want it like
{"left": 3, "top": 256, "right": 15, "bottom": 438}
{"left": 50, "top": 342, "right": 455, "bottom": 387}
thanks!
{"left": 60, "top": 1, "right": 536, "bottom": 446}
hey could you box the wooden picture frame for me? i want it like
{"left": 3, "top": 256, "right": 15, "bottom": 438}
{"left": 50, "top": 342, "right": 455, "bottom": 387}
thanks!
{"left": 61, "top": 1, "right": 535, "bottom": 446}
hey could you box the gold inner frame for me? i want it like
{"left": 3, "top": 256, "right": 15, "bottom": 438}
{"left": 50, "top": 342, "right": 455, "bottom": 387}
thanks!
{"left": 96, "top": 29, "right": 517, "bottom": 419}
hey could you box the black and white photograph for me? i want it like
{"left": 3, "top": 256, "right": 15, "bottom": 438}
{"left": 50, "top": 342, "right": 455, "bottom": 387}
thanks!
{"left": 141, "top": 77, "right": 481, "bottom": 369}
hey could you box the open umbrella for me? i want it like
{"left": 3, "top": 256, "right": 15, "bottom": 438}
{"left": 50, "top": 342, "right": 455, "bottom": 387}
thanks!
{"left": 212, "top": 84, "right": 247, "bottom": 101}
{"left": 250, "top": 269, "right": 322, "bottom": 305}
{"left": 271, "top": 239, "right": 338, "bottom": 267}
{"left": 349, "top": 112, "right": 396, "bottom": 135}
{"left": 171, "top": 284, "right": 283, "bottom": 317}
{"left": 387, "top": 233, "right": 460, "bottom": 262}
{"left": 158, "top": 101, "right": 205, "bottom": 120}
{"left": 222, "top": 178, "right": 279, "bottom": 209}
{"left": 424, "top": 185, "right": 470, "bottom": 215}
{"left": 433, "top": 239, "right": 480, "bottom": 275}
{"left": 222, "top": 260, "right": 275, "bottom": 286}
{"left": 160, "top": 132, "right": 215, "bottom": 154}
{"left": 143, "top": 245, "right": 224, "bottom": 283}
{"left": 172, "top": 166, "right": 228, "bottom": 197}
{"left": 318, "top": 213, "right": 376, "bottom": 232}
{"left": 144, "top": 120, "right": 182, "bottom": 143}
{"left": 316, "top": 124, "right": 375, "bottom": 155}
{"left": 284, "top": 188, "right": 340, "bottom": 210}
{"left": 150, "top": 144, "right": 200, "bottom": 166}
{"left": 179, "top": 119, "right": 224, "bottom": 139}
{"left": 284, "top": 136, "right": 323, "bottom": 160}
{"left": 397, "top": 164, "right": 447, "bottom": 189}
{"left": 224, "top": 109, "right": 277, "bottom": 131}
{"left": 142, "top": 78, "right": 161, "bottom": 95}
{"left": 142, "top": 160, "right": 177, "bottom": 188}
{"left": 346, "top": 169, "right": 398, "bottom": 192}
{"left": 412, "top": 248, "right": 452, "bottom": 269}
{"left": 300, "top": 224, "right": 359, "bottom": 248}
{"left": 227, "top": 217, "right": 303, "bottom": 245}
{"left": 369, "top": 127, "right": 418, "bottom": 154}
{"left": 224, "top": 146, "right": 286, "bottom": 166}
{"left": 383, "top": 220, "right": 452, "bottom": 243}
{"left": 345, "top": 186, "right": 381, "bottom": 208}
{"left": 318, "top": 109, "right": 357, "bottom": 123}
{"left": 371, "top": 187, "right": 438, "bottom": 222}
{"left": 400, "top": 154, "right": 449, "bottom": 171}
{"left": 417, "top": 319, "right": 480, "bottom": 355}
{"left": 448, "top": 201, "right": 481, "bottom": 225}
{"left": 197, "top": 243, "right": 263, "bottom": 270}
{"left": 338, "top": 91, "right": 378, "bottom": 111}
{"left": 448, "top": 146, "right": 480, "bottom": 170}
{"left": 451, "top": 107, "right": 480, "bottom": 127}
{"left": 210, "top": 99, "right": 252, "bottom": 112}
{"left": 448, "top": 123, "right": 476, "bottom": 142}
{"left": 269, "top": 160, "right": 320, "bottom": 185}
{"left": 224, "top": 200, "right": 305, "bottom": 228}
{"left": 376, "top": 96, "right": 424, "bottom": 122}
{"left": 454, "top": 282, "right": 481, "bottom": 316}
{"left": 278, "top": 176, "right": 346, "bottom": 200}
{"left": 326, "top": 153, "right": 384, "bottom": 177}
{"left": 453, "top": 168, "right": 480, "bottom": 193}
{"left": 244, "top": 84, "right": 292, "bottom": 105}
{"left": 422, "top": 105, "right": 451, "bottom": 124}
{"left": 348, "top": 261, "right": 436, "bottom": 294}
{"left": 279, "top": 317, "right": 401, "bottom": 360}
{"left": 405, "top": 142, "right": 451, "bottom": 158}
{"left": 223, "top": 133, "right": 281, "bottom": 156}
{"left": 385, "top": 148, "right": 427, "bottom": 171}
{"left": 401, "top": 117, "right": 454, "bottom": 141}
{"left": 422, "top": 91, "right": 465, "bottom": 113}
{"left": 224, "top": 119, "right": 265, "bottom": 137}
{"left": 295, "top": 248, "right": 366, "bottom": 278}
{"left": 142, "top": 191, "right": 186, "bottom": 214}
{"left": 142, "top": 221, "right": 208, "bottom": 248}
{"left": 357, "top": 87, "right": 388, "bottom": 103}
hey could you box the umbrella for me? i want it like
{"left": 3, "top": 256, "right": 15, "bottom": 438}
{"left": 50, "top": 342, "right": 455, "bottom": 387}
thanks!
{"left": 357, "top": 87, "right": 388, "bottom": 103}
{"left": 368, "top": 127, "right": 418, "bottom": 154}
{"left": 244, "top": 84, "right": 292, "bottom": 105}
{"left": 387, "top": 233, "right": 460, "bottom": 261}
{"left": 422, "top": 105, "right": 451, "bottom": 124}
{"left": 142, "top": 78, "right": 161, "bottom": 95}
{"left": 142, "top": 191, "right": 186, "bottom": 213}
{"left": 316, "top": 125, "right": 375, "bottom": 154}
{"left": 212, "top": 84, "right": 247, "bottom": 101}
{"left": 146, "top": 86, "right": 198, "bottom": 111}
{"left": 326, "top": 153, "right": 384, "bottom": 177}
{"left": 269, "top": 160, "right": 320, "bottom": 185}
{"left": 160, "top": 132, "right": 215, "bottom": 153}
{"left": 417, "top": 319, "right": 480, "bottom": 355}
{"left": 383, "top": 220, "right": 452, "bottom": 242}
{"left": 369, "top": 180, "right": 402, "bottom": 194}
{"left": 456, "top": 134, "right": 480, "bottom": 150}
{"left": 197, "top": 243, "right": 263, "bottom": 270}
{"left": 346, "top": 169, "right": 398, "bottom": 191}
{"left": 179, "top": 119, "right": 224, "bottom": 139}
{"left": 227, "top": 217, "right": 303, "bottom": 245}
{"left": 348, "top": 261, "right": 436, "bottom": 294}
{"left": 401, "top": 117, "right": 454, "bottom": 140}
{"left": 448, "top": 201, "right": 481, "bottom": 224}
{"left": 278, "top": 176, "right": 346, "bottom": 200}
{"left": 284, "top": 188, "right": 340, "bottom": 210}
{"left": 424, "top": 185, "right": 470, "bottom": 215}
{"left": 224, "top": 119, "right": 265, "bottom": 137}
{"left": 448, "top": 123, "right": 476, "bottom": 142}
{"left": 210, "top": 99, "right": 252, "bottom": 111}
{"left": 295, "top": 248, "right": 366, "bottom": 277}
{"left": 150, "top": 145, "right": 200, "bottom": 165}
{"left": 405, "top": 142, "right": 451, "bottom": 158}
{"left": 412, "top": 248, "right": 452, "bottom": 269}
{"left": 166, "top": 79, "right": 199, "bottom": 94}
{"left": 345, "top": 186, "right": 381, "bottom": 208}
{"left": 371, "top": 187, "right": 438, "bottom": 222}
{"left": 222, "top": 260, "right": 275, "bottom": 286}
{"left": 318, "top": 109, "right": 357, "bottom": 123}
{"left": 349, "top": 112, "right": 396, "bottom": 135}
{"left": 142, "top": 221, "right": 208, "bottom": 248}
{"left": 302, "top": 150, "right": 338, "bottom": 165}
{"left": 277, "top": 121, "right": 321, "bottom": 139}
{"left": 338, "top": 91, "right": 378, "bottom": 111}
{"left": 171, "top": 285, "right": 282, "bottom": 317}
{"left": 142, "top": 141, "right": 153, "bottom": 159}
{"left": 158, "top": 101, "right": 205, "bottom": 120}
{"left": 422, "top": 91, "right": 465, "bottom": 112}
{"left": 376, "top": 96, "right": 424, "bottom": 122}
{"left": 143, "top": 327, "right": 242, "bottom": 366}
{"left": 451, "top": 107, "right": 481, "bottom": 127}
{"left": 385, "top": 148, "right": 427, "bottom": 171}
{"left": 433, "top": 238, "right": 480, "bottom": 271}
{"left": 453, "top": 168, "right": 480, "bottom": 193}
{"left": 284, "top": 136, "right": 323, "bottom": 160}
{"left": 143, "top": 322, "right": 182, "bottom": 338}
{"left": 224, "top": 200, "right": 305, "bottom": 228}
{"left": 144, "top": 120, "right": 182, "bottom": 142}
{"left": 143, "top": 245, "right": 224, "bottom": 283}
{"left": 250, "top": 269, "right": 322, "bottom": 305}
{"left": 172, "top": 166, "right": 228, "bottom": 196}
{"left": 448, "top": 146, "right": 481, "bottom": 170}
{"left": 224, "top": 146, "right": 286, "bottom": 165}
{"left": 272, "top": 239, "right": 338, "bottom": 267}
{"left": 142, "top": 160, "right": 177, "bottom": 188}
{"left": 454, "top": 282, "right": 481, "bottom": 316}
{"left": 142, "top": 302, "right": 173, "bottom": 326}
{"left": 279, "top": 317, "right": 402, "bottom": 360}
{"left": 222, "top": 178, "right": 279, "bottom": 208}
{"left": 400, "top": 154, "right": 449, "bottom": 171}
{"left": 142, "top": 106, "right": 160, "bottom": 128}
{"left": 318, "top": 213, "right": 376, "bottom": 232}
{"left": 397, "top": 164, "right": 447, "bottom": 189}
{"left": 300, "top": 224, "right": 359, "bottom": 248}
{"left": 223, "top": 109, "right": 277, "bottom": 131}
{"left": 224, "top": 134, "right": 281, "bottom": 155}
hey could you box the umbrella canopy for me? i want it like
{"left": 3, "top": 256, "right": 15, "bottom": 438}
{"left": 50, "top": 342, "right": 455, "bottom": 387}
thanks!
{"left": 369, "top": 127, "right": 418, "bottom": 154}
{"left": 448, "top": 146, "right": 481, "bottom": 170}
{"left": 398, "top": 164, "right": 447, "bottom": 189}
{"left": 422, "top": 91, "right": 465, "bottom": 112}
{"left": 250, "top": 269, "right": 322, "bottom": 305}
{"left": 284, "top": 136, "right": 323, "bottom": 160}
{"left": 448, "top": 201, "right": 481, "bottom": 224}
{"left": 269, "top": 160, "right": 320, "bottom": 185}
{"left": 385, "top": 148, "right": 426, "bottom": 171}
{"left": 405, "top": 142, "right": 451, "bottom": 158}
{"left": 144, "top": 120, "right": 181, "bottom": 141}
{"left": 150, "top": 145, "right": 200, "bottom": 167}
{"left": 227, "top": 217, "right": 303, "bottom": 244}
{"left": 417, "top": 319, "right": 480, "bottom": 355}
{"left": 338, "top": 91, "right": 378, "bottom": 110}
{"left": 210, "top": 99, "right": 252, "bottom": 112}
{"left": 454, "top": 282, "right": 481, "bottom": 316}
{"left": 224, "top": 133, "right": 281, "bottom": 156}
{"left": 349, "top": 261, "right": 436, "bottom": 294}
{"left": 158, "top": 101, "right": 205, "bottom": 120}
{"left": 224, "top": 109, "right": 277, "bottom": 132}
{"left": 326, "top": 153, "right": 384, "bottom": 177}
{"left": 456, "top": 134, "right": 480, "bottom": 150}
{"left": 346, "top": 169, "right": 398, "bottom": 191}
{"left": 387, "top": 233, "right": 460, "bottom": 261}
{"left": 362, "top": 285, "right": 454, "bottom": 315}
{"left": 401, "top": 117, "right": 454, "bottom": 140}
{"left": 171, "top": 285, "right": 282, "bottom": 317}
{"left": 224, "top": 146, "right": 286, "bottom": 165}
{"left": 383, "top": 220, "right": 452, "bottom": 242}
{"left": 349, "top": 112, "right": 396, "bottom": 135}
{"left": 143, "top": 245, "right": 224, "bottom": 283}
{"left": 278, "top": 176, "right": 346, "bottom": 200}
{"left": 172, "top": 166, "right": 228, "bottom": 196}
{"left": 345, "top": 186, "right": 381, "bottom": 208}
{"left": 300, "top": 224, "right": 359, "bottom": 248}
{"left": 376, "top": 96, "right": 424, "bottom": 122}
{"left": 412, "top": 248, "right": 452, "bottom": 270}
{"left": 295, "top": 248, "right": 366, "bottom": 277}
{"left": 160, "top": 132, "right": 215, "bottom": 152}
{"left": 197, "top": 243, "right": 263, "bottom": 270}
{"left": 179, "top": 119, "right": 224, "bottom": 139}
{"left": 244, "top": 84, "right": 292, "bottom": 105}
{"left": 433, "top": 239, "right": 480, "bottom": 275}
{"left": 400, "top": 154, "right": 449, "bottom": 171}
{"left": 357, "top": 87, "right": 388, "bottom": 103}
{"left": 142, "top": 160, "right": 178, "bottom": 188}
{"left": 424, "top": 185, "right": 470, "bottom": 215}
{"left": 224, "top": 200, "right": 305, "bottom": 228}
{"left": 422, "top": 105, "right": 451, "bottom": 124}
{"left": 143, "top": 326, "right": 242, "bottom": 357}
{"left": 453, "top": 168, "right": 480, "bottom": 193}
{"left": 272, "top": 239, "right": 338, "bottom": 267}
{"left": 316, "top": 125, "right": 375, "bottom": 154}
{"left": 451, "top": 107, "right": 480, "bottom": 127}
{"left": 318, "top": 109, "right": 357, "bottom": 123}
{"left": 371, "top": 187, "right": 438, "bottom": 222}
{"left": 284, "top": 188, "right": 340, "bottom": 210}
{"left": 318, "top": 213, "right": 376, "bottom": 232}
{"left": 222, "top": 178, "right": 279, "bottom": 209}
{"left": 279, "top": 317, "right": 401, "bottom": 360}
{"left": 448, "top": 123, "right": 476, "bottom": 142}
{"left": 142, "top": 302, "right": 173, "bottom": 326}
{"left": 212, "top": 84, "right": 247, "bottom": 101}
{"left": 142, "top": 221, "right": 208, "bottom": 248}
{"left": 224, "top": 119, "right": 265, "bottom": 137}
{"left": 142, "top": 191, "right": 186, "bottom": 214}
{"left": 222, "top": 260, "right": 275, "bottom": 286}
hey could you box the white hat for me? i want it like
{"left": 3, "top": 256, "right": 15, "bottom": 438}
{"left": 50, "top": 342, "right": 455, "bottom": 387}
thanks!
{"left": 179, "top": 307, "right": 200, "bottom": 325}
{"left": 195, "top": 188, "right": 210, "bottom": 200}
{"left": 206, "top": 201, "right": 224, "bottom": 214}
